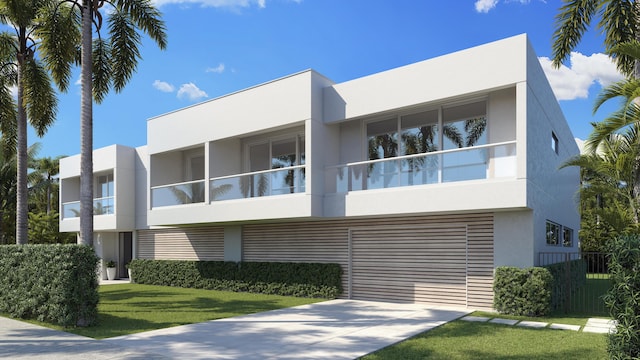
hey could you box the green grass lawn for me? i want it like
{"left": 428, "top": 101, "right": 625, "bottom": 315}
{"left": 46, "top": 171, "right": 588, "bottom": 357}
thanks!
{"left": 37, "top": 283, "right": 324, "bottom": 339}
{"left": 361, "top": 320, "right": 608, "bottom": 360}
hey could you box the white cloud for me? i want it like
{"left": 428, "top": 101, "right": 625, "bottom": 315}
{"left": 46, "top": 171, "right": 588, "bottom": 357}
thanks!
{"left": 152, "top": 80, "right": 175, "bottom": 93}
{"left": 538, "top": 52, "right": 623, "bottom": 101}
{"left": 475, "top": 0, "right": 498, "bottom": 13}
{"left": 152, "top": 0, "right": 269, "bottom": 8}
{"left": 206, "top": 63, "right": 225, "bottom": 74}
{"left": 475, "top": 0, "right": 538, "bottom": 13}
{"left": 177, "top": 83, "right": 208, "bottom": 101}
{"left": 9, "top": 85, "right": 17, "bottom": 99}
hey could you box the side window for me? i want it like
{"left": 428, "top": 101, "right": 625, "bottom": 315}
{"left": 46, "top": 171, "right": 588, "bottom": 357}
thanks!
{"left": 546, "top": 220, "right": 560, "bottom": 245}
{"left": 563, "top": 227, "right": 573, "bottom": 247}
{"left": 552, "top": 132, "right": 559, "bottom": 154}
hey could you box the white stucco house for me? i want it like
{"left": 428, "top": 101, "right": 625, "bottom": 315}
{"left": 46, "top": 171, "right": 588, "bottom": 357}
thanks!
{"left": 59, "top": 34, "right": 580, "bottom": 310}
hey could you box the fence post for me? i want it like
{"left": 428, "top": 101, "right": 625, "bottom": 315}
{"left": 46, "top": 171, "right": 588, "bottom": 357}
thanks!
{"left": 564, "top": 252, "right": 571, "bottom": 314}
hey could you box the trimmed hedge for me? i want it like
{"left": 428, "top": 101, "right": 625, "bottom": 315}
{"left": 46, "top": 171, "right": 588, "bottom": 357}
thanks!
{"left": 604, "top": 234, "right": 640, "bottom": 359}
{"left": 0, "top": 244, "right": 99, "bottom": 327}
{"left": 494, "top": 266, "right": 553, "bottom": 316}
{"left": 544, "top": 259, "right": 587, "bottom": 311}
{"left": 129, "top": 259, "right": 342, "bottom": 298}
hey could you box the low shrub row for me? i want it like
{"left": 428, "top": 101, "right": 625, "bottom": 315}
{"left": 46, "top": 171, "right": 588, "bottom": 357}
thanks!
{"left": 0, "top": 244, "right": 99, "bottom": 327}
{"left": 128, "top": 259, "right": 342, "bottom": 298}
{"left": 544, "top": 259, "right": 587, "bottom": 311}
{"left": 493, "top": 266, "right": 552, "bottom": 316}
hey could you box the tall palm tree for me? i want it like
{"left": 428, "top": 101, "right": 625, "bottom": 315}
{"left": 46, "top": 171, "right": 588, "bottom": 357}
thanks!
{"left": 73, "top": 0, "right": 166, "bottom": 246}
{"left": 551, "top": 0, "right": 639, "bottom": 77}
{"left": 0, "top": 0, "right": 79, "bottom": 244}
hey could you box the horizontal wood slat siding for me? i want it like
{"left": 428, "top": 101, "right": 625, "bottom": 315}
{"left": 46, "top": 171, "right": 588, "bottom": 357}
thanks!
{"left": 242, "top": 223, "right": 350, "bottom": 296}
{"left": 242, "top": 213, "right": 494, "bottom": 308}
{"left": 467, "top": 218, "right": 494, "bottom": 310}
{"left": 138, "top": 227, "right": 224, "bottom": 261}
{"left": 351, "top": 225, "right": 468, "bottom": 306}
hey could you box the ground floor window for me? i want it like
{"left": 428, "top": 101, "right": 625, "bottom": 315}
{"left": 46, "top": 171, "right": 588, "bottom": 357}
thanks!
{"left": 546, "top": 220, "right": 574, "bottom": 247}
{"left": 562, "top": 227, "right": 573, "bottom": 247}
{"left": 546, "top": 221, "right": 560, "bottom": 245}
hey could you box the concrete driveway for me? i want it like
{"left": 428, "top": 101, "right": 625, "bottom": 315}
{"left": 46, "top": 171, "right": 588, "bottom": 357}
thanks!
{"left": 1, "top": 300, "right": 469, "bottom": 360}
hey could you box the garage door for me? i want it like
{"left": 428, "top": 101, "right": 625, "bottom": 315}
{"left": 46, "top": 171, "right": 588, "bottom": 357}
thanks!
{"left": 350, "top": 224, "right": 468, "bottom": 306}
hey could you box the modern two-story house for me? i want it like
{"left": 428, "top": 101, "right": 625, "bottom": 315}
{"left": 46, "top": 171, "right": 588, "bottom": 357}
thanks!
{"left": 60, "top": 34, "right": 580, "bottom": 310}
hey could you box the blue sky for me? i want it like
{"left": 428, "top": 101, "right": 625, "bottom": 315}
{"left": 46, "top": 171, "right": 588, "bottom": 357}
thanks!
{"left": 30, "top": 0, "right": 623, "bottom": 159}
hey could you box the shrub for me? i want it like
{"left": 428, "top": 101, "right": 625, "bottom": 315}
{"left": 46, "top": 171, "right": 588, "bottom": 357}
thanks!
{"left": 0, "top": 244, "right": 99, "bottom": 327}
{"left": 494, "top": 266, "right": 553, "bottom": 316}
{"left": 544, "top": 258, "right": 587, "bottom": 312}
{"left": 128, "top": 259, "right": 342, "bottom": 298}
{"left": 604, "top": 234, "right": 640, "bottom": 359}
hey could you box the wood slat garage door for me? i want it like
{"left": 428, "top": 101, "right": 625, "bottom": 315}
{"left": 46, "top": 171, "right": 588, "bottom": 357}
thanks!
{"left": 350, "top": 224, "right": 468, "bottom": 306}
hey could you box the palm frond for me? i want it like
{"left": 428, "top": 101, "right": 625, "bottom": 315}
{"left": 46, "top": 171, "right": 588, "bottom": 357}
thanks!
{"left": 551, "top": 0, "right": 598, "bottom": 69}
{"left": 108, "top": 11, "right": 141, "bottom": 93}
{"left": 23, "top": 59, "right": 57, "bottom": 137}
{"left": 92, "top": 38, "right": 112, "bottom": 103}
{"left": 114, "top": 0, "right": 167, "bottom": 50}
{"left": 36, "top": 1, "right": 81, "bottom": 92}
{"left": 600, "top": 0, "right": 638, "bottom": 76}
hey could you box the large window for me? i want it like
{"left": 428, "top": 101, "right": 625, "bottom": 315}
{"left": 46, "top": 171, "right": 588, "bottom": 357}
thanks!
{"left": 364, "top": 102, "right": 486, "bottom": 188}
{"left": 442, "top": 101, "right": 487, "bottom": 182}
{"left": 95, "top": 173, "right": 114, "bottom": 215}
{"left": 247, "top": 134, "right": 305, "bottom": 196}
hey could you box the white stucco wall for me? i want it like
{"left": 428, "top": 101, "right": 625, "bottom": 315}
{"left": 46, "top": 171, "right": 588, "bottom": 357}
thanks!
{"left": 135, "top": 146, "right": 149, "bottom": 229}
{"left": 494, "top": 210, "right": 535, "bottom": 267}
{"left": 147, "top": 70, "right": 326, "bottom": 155}
{"left": 324, "top": 34, "right": 529, "bottom": 123}
{"left": 524, "top": 41, "right": 581, "bottom": 260}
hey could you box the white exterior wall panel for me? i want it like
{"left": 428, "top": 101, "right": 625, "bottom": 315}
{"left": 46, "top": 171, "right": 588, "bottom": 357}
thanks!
{"left": 324, "top": 35, "right": 527, "bottom": 123}
{"left": 147, "top": 71, "right": 322, "bottom": 155}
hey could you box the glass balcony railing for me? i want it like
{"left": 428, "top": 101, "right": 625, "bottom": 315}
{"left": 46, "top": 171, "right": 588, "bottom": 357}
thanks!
{"left": 62, "top": 197, "right": 114, "bottom": 219}
{"left": 325, "top": 141, "right": 516, "bottom": 193}
{"left": 210, "top": 165, "right": 305, "bottom": 201}
{"left": 151, "top": 180, "right": 206, "bottom": 208}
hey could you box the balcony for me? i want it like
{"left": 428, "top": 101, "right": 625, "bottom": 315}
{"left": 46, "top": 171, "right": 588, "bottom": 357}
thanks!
{"left": 61, "top": 197, "right": 115, "bottom": 219}
{"left": 210, "top": 165, "right": 305, "bottom": 201}
{"left": 151, "top": 180, "right": 206, "bottom": 208}
{"left": 149, "top": 166, "right": 306, "bottom": 208}
{"left": 147, "top": 164, "right": 312, "bottom": 225}
{"left": 323, "top": 141, "right": 525, "bottom": 217}
{"left": 326, "top": 141, "right": 517, "bottom": 193}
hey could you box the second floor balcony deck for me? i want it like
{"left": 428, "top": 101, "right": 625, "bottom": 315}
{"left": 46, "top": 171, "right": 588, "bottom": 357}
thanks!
{"left": 150, "top": 165, "right": 306, "bottom": 208}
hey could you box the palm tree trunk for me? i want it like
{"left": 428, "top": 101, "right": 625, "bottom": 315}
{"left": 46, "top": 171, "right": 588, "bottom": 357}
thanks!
{"left": 15, "top": 42, "right": 27, "bottom": 245}
{"left": 79, "top": 0, "right": 93, "bottom": 247}
{"left": 46, "top": 174, "right": 51, "bottom": 215}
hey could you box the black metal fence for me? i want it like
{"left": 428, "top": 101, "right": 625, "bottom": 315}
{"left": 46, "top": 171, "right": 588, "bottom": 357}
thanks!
{"left": 538, "top": 252, "right": 610, "bottom": 316}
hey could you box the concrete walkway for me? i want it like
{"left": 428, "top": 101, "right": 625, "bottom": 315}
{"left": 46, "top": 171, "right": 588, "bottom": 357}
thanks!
{"left": 461, "top": 314, "right": 616, "bottom": 333}
{"left": 0, "top": 316, "right": 168, "bottom": 360}
{"left": 0, "top": 300, "right": 469, "bottom": 360}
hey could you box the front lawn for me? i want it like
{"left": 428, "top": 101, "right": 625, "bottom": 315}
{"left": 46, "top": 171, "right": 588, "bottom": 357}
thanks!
{"left": 35, "top": 283, "right": 324, "bottom": 339}
{"left": 361, "top": 320, "right": 607, "bottom": 360}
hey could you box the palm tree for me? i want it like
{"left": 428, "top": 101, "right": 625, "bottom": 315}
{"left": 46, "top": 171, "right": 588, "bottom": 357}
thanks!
{"left": 29, "top": 155, "right": 63, "bottom": 214}
{"left": 0, "top": 0, "right": 79, "bottom": 244}
{"left": 563, "top": 125, "right": 640, "bottom": 230}
{"left": 0, "top": 140, "right": 41, "bottom": 244}
{"left": 551, "top": 0, "right": 639, "bottom": 77}
{"left": 73, "top": 0, "right": 166, "bottom": 246}
{"left": 0, "top": 135, "right": 16, "bottom": 244}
